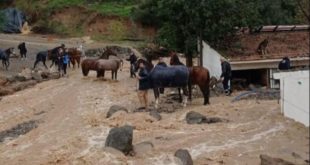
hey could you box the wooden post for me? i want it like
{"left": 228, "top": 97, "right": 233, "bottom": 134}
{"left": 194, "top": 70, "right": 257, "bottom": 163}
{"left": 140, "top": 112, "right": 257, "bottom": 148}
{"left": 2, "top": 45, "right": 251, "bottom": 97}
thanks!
{"left": 199, "top": 31, "right": 203, "bottom": 67}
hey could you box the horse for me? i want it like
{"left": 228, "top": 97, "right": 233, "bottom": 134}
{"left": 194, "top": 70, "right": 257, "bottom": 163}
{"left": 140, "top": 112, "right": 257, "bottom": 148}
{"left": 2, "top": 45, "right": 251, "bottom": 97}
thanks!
{"left": 48, "top": 46, "right": 65, "bottom": 68}
{"left": 170, "top": 53, "right": 210, "bottom": 105}
{"left": 67, "top": 48, "right": 82, "bottom": 69}
{"left": 0, "top": 48, "right": 15, "bottom": 70}
{"left": 33, "top": 51, "right": 49, "bottom": 69}
{"left": 95, "top": 59, "right": 121, "bottom": 80}
{"left": 135, "top": 59, "right": 189, "bottom": 109}
{"left": 81, "top": 58, "right": 99, "bottom": 77}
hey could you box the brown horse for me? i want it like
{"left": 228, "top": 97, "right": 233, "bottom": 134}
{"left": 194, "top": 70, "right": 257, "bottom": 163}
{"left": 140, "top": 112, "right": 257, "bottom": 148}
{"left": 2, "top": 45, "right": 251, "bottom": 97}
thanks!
{"left": 170, "top": 53, "right": 210, "bottom": 105}
{"left": 95, "top": 59, "right": 121, "bottom": 80}
{"left": 67, "top": 48, "right": 82, "bottom": 69}
{"left": 81, "top": 58, "right": 98, "bottom": 76}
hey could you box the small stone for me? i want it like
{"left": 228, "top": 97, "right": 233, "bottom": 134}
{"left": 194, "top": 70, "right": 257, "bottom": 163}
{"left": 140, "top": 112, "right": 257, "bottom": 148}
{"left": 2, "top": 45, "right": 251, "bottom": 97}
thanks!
{"left": 149, "top": 110, "right": 161, "bottom": 121}
{"left": 105, "top": 125, "right": 133, "bottom": 155}
{"left": 106, "top": 105, "right": 128, "bottom": 118}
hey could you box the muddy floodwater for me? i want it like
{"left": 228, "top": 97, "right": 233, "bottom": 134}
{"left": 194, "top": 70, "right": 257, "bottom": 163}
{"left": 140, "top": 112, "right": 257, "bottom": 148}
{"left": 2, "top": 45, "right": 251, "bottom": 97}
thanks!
{"left": 0, "top": 35, "right": 309, "bottom": 165}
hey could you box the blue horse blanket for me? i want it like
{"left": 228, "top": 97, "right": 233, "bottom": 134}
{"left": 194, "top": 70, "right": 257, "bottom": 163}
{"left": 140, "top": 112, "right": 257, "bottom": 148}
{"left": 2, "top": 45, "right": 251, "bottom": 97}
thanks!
{"left": 0, "top": 49, "right": 7, "bottom": 59}
{"left": 149, "top": 65, "right": 189, "bottom": 88}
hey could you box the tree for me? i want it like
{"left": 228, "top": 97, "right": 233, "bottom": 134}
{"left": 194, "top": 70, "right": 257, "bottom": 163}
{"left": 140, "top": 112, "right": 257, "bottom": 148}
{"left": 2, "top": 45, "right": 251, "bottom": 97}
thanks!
{"left": 132, "top": 0, "right": 302, "bottom": 66}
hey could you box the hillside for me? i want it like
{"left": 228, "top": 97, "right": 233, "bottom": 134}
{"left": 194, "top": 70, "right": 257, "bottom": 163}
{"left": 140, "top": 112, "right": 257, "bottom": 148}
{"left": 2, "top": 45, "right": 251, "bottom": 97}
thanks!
{"left": 0, "top": 0, "right": 156, "bottom": 41}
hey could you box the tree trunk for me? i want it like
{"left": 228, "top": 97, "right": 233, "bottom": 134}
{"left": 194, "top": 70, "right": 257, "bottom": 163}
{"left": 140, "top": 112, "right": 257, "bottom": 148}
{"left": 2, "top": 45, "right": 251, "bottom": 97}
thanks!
{"left": 185, "top": 47, "right": 193, "bottom": 67}
{"left": 199, "top": 30, "right": 203, "bottom": 66}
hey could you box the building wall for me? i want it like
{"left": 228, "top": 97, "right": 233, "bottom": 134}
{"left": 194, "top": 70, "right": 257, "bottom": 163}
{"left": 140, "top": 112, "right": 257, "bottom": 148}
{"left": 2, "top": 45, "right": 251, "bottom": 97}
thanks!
{"left": 274, "top": 70, "right": 309, "bottom": 127}
{"left": 202, "top": 41, "right": 222, "bottom": 79}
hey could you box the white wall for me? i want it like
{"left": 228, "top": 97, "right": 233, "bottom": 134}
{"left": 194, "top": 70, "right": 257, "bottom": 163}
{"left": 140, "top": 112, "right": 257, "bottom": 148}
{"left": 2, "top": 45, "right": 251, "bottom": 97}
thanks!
{"left": 201, "top": 41, "right": 223, "bottom": 79}
{"left": 274, "top": 70, "right": 309, "bottom": 127}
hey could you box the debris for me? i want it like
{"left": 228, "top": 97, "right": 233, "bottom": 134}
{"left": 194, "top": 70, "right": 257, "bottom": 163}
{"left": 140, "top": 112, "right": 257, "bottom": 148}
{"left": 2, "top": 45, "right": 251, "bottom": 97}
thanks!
{"left": 260, "top": 154, "right": 295, "bottom": 165}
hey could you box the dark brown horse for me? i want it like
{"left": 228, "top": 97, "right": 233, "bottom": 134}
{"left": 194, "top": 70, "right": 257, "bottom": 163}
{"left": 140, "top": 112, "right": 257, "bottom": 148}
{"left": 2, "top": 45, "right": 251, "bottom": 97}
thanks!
{"left": 99, "top": 48, "right": 117, "bottom": 59}
{"left": 81, "top": 58, "right": 98, "bottom": 76}
{"left": 0, "top": 48, "right": 15, "bottom": 70}
{"left": 170, "top": 53, "right": 210, "bottom": 105}
{"left": 67, "top": 48, "right": 82, "bottom": 69}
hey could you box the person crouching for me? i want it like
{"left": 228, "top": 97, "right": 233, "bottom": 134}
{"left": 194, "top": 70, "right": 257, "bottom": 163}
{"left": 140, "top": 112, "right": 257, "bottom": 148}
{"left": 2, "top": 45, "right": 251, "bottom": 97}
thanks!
{"left": 137, "top": 62, "right": 150, "bottom": 110}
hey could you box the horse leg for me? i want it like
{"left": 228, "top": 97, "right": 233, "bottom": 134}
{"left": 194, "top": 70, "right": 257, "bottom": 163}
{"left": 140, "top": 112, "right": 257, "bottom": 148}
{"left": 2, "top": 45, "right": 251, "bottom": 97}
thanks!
{"left": 111, "top": 71, "right": 114, "bottom": 80}
{"left": 33, "top": 60, "right": 39, "bottom": 69}
{"left": 50, "top": 60, "right": 54, "bottom": 68}
{"left": 188, "top": 81, "right": 192, "bottom": 101}
{"left": 153, "top": 88, "right": 160, "bottom": 109}
{"left": 178, "top": 88, "right": 182, "bottom": 103}
{"left": 43, "top": 60, "right": 48, "bottom": 69}
{"left": 199, "top": 84, "right": 210, "bottom": 105}
{"left": 115, "top": 70, "right": 118, "bottom": 80}
{"left": 77, "top": 57, "right": 81, "bottom": 68}
{"left": 182, "top": 86, "right": 189, "bottom": 107}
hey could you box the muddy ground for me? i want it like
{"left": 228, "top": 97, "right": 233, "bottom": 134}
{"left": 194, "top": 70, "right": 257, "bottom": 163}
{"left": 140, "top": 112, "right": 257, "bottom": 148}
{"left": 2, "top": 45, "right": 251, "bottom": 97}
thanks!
{"left": 0, "top": 34, "right": 309, "bottom": 165}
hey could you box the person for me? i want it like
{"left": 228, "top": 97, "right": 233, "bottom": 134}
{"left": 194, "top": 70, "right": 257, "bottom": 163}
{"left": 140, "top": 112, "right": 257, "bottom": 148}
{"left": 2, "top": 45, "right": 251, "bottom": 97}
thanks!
{"left": 220, "top": 58, "right": 232, "bottom": 96}
{"left": 18, "top": 42, "right": 27, "bottom": 59}
{"left": 278, "top": 57, "right": 291, "bottom": 70}
{"left": 127, "top": 52, "right": 137, "bottom": 78}
{"left": 62, "top": 49, "right": 70, "bottom": 76}
{"left": 137, "top": 61, "right": 150, "bottom": 109}
{"left": 157, "top": 57, "right": 167, "bottom": 67}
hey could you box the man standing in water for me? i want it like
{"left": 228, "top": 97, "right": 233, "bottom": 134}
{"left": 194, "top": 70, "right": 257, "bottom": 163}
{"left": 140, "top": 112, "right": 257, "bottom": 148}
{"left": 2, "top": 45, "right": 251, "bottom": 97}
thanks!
{"left": 220, "top": 58, "right": 232, "bottom": 96}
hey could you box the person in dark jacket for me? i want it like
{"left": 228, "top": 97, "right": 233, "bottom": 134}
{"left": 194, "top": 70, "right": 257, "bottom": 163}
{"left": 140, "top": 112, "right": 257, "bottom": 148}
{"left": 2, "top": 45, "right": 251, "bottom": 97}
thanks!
{"left": 137, "top": 61, "right": 150, "bottom": 109}
{"left": 220, "top": 58, "right": 232, "bottom": 96}
{"left": 278, "top": 57, "right": 291, "bottom": 70}
{"left": 127, "top": 52, "right": 138, "bottom": 78}
{"left": 18, "top": 42, "right": 27, "bottom": 59}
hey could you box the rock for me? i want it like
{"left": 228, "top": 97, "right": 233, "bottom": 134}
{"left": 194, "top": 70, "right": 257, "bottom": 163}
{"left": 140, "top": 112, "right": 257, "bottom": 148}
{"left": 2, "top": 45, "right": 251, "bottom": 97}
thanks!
{"left": 186, "top": 111, "right": 225, "bottom": 124}
{"left": 40, "top": 71, "right": 50, "bottom": 79}
{"left": 133, "top": 141, "right": 154, "bottom": 156}
{"left": 11, "top": 80, "right": 37, "bottom": 92}
{"left": 31, "top": 71, "right": 43, "bottom": 82}
{"left": 17, "top": 68, "right": 32, "bottom": 81}
{"left": 103, "top": 147, "right": 125, "bottom": 157}
{"left": 186, "top": 111, "right": 207, "bottom": 124}
{"left": 0, "top": 76, "right": 8, "bottom": 86}
{"left": 149, "top": 110, "right": 161, "bottom": 121}
{"left": 260, "top": 154, "right": 295, "bottom": 165}
{"left": 106, "top": 105, "right": 128, "bottom": 118}
{"left": 0, "top": 87, "right": 14, "bottom": 96}
{"left": 49, "top": 72, "right": 61, "bottom": 79}
{"left": 105, "top": 125, "right": 133, "bottom": 155}
{"left": 174, "top": 149, "right": 193, "bottom": 165}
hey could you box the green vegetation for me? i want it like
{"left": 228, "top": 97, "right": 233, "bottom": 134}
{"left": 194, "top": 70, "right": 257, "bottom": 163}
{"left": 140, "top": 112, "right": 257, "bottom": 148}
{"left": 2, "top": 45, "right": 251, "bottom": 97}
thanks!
{"left": 132, "top": 0, "right": 308, "bottom": 65}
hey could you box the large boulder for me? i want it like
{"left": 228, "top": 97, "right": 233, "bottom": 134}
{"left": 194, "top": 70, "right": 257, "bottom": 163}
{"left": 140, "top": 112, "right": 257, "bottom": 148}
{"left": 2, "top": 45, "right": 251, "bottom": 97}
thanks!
{"left": 174, "top": 149, "right": 193, "bottom": 165}
{"left": 260, "top": 155, "right": 295, "bottom": 165}
{"left": 31, "top": 71, "right": 43, "bottom": 82}
{"left": 105, "top": 125, "right": 133, "bottom": 155}
{"left": 106, "top": 105, "right": 128, "bottom": 118}
{"left": 17, "top": 68, "right": 32, "bottom": 81}
{"left": 186, "top": 111, "right": 207, "bottom": 124}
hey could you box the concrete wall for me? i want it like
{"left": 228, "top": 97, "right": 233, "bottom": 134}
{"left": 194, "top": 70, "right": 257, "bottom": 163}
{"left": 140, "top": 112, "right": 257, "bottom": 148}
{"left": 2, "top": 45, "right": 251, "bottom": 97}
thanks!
{"left": 202, "top": 41, "right": 222, "bottom": 79}
{"left": 274, "top": 70, "right": 309, "bottom": 127}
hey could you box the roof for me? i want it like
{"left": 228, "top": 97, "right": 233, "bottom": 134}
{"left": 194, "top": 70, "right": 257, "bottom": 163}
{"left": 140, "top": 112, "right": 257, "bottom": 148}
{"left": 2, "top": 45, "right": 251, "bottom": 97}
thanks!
{"left": 223, "top": 30, "right": 309, "bottom": 62}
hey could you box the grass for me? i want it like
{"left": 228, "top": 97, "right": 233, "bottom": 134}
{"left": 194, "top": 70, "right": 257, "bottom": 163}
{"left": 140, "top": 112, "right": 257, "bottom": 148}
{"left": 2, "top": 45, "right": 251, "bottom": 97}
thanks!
{"left": 89, "top": 2, "right": 136, "bottom": 17}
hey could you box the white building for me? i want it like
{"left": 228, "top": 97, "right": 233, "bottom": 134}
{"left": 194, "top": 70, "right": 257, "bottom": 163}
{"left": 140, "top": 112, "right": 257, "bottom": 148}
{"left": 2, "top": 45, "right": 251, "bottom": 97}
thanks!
{"left": 274, "top": 70, "right": 309, "bottom": 127}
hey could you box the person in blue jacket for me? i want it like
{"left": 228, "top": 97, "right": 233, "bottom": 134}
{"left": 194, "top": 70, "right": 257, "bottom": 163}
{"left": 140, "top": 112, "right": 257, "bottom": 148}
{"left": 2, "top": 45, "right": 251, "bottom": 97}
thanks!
{"left": 62, "top": 49, "right": 70, "bottom": 76}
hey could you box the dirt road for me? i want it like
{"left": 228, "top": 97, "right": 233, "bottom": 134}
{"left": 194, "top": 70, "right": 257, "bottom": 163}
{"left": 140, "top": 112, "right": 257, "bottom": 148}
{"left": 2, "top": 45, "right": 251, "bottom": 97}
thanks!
{"left": 0, "top": 35, "right": 309, "bottom": 165}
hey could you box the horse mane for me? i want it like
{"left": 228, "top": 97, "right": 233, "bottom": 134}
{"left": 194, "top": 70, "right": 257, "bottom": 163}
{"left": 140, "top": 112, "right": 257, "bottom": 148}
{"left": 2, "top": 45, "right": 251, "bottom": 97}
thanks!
{"left": 170, "top": 52, "right": 184, "bottom": 65}
{"left": 100, "top": 48, "right": 117, "bottom": 59}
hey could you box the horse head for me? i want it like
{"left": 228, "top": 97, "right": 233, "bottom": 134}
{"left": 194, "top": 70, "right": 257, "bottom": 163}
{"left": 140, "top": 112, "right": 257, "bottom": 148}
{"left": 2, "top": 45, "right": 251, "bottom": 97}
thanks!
{"left": 5, "top": 47, "right": 15, "bottom": 58}
{"left": 169, "top": 52, "right": 183, "bottom": 65}
{"left": 100, "top": 48, "right": 117, "bottom": 59}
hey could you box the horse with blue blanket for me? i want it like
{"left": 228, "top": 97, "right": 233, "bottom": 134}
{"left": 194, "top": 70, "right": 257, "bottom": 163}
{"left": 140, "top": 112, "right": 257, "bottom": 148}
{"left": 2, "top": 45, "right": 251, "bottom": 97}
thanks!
{"left": 0, "top": 48, "right": 15, "bottom": 70}
{"left": 170, "top": 52, "right": 210, "bottom": 105}
{"left": 135, "top": 59, "right": 189, "bottom": 109}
